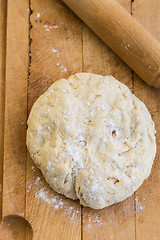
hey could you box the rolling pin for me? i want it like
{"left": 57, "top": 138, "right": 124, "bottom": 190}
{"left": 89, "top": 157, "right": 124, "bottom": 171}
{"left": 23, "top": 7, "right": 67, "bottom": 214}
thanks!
{"left": 62, "top": 0, "right": 160, "bottom": 88}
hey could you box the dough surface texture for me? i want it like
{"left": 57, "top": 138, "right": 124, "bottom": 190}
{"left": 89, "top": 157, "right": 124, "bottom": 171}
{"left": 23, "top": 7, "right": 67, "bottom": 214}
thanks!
{"left": 27, "top": 73, "right": 156, "bottom": 209}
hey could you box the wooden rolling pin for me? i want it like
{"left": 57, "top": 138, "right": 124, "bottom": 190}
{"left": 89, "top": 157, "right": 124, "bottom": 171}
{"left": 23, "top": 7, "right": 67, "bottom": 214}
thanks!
{"left": 62, "top": 0, "right": 160, "bottom": 88}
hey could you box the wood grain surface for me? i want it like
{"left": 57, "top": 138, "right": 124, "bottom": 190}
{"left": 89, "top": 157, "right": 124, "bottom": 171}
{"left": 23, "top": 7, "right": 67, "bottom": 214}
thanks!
{"left": 133, "top": 1, "right": 160, "bottom": 239}
{"left": 0, "top": 0, "right": 7, "bottom": 222}
{"left": 0, "top": 0, "right": 29, "bottom": 239}
{"left": 0, "top": 0, "right": 160, "bottom": 239}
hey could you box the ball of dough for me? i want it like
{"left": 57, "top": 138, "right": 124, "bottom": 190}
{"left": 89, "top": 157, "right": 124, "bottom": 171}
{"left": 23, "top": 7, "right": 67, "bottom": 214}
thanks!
{"left": 27, "top": 73, "right": 156, "bottom": 209}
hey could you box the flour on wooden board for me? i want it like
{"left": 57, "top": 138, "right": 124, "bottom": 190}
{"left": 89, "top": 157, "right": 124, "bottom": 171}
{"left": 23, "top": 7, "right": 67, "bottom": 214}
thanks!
{"left": 135, "top": 196, "right": 146, "bottom": 213}
{"left": 36, "top": 13, "right": 40, "bottom": 19}
{"left": 51, "top": 47, "right": 68, "bottom": 73}
{"left": 34, "top": 12, "right": 68, "bottom": 73}
{"left": 26, "top": 165, "right": 146, "bottom": 228}
{"left": 44, "top": 24, "right": 58, "bottom": 31}
{"left": 27, "top": 166, "right": 80, "bottom": 224}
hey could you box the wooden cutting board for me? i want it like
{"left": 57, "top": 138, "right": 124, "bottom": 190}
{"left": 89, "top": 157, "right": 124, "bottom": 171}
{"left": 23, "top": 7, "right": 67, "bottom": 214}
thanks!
{"left": 0, "top": 0, "right": 160, "bottom": 239}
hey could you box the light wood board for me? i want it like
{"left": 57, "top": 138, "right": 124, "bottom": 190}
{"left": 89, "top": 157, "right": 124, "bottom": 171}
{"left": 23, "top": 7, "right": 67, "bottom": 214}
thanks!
{"left": 0, "top": 0, "right": 160, "bottom": 239}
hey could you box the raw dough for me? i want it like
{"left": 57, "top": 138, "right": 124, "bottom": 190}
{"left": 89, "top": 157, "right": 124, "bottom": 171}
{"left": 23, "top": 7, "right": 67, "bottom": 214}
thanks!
{"left": 27, "top": 73, "right": 156, "bottom": 209}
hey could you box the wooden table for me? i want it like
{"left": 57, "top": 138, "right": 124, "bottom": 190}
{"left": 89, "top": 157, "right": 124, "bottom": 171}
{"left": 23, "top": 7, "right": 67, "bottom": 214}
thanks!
{"left": 0, "top": 0, "right": 160, "bottom": 239}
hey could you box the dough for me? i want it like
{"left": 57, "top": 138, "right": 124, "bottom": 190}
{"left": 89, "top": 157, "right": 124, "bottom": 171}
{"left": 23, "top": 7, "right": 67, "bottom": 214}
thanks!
{"left": 27, "top": 73, "right": 156, "bottom": 209}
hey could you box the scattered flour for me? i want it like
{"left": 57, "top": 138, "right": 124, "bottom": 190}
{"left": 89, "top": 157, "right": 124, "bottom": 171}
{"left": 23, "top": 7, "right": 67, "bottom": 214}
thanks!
{"left": 52, "top": 48, "right": 58, "bottom": 53}
{"left": 53, "top": 25, "right": 58, "bottom": 29}
{"left": 27, "top": 173, "right": 110, "bottom": 228}
{"left": 35, "top": 176, "right": 40, "bottom": 185}
{"left": 35, "top": 185, "right": 80, "bottom": 218}
{"left": 27, "top": 171, "right": 80, "bottom": 223}
{"left": 88, "top": 215, "right": 103, "bottom": 227}
{"left": 135, "top": 196, "right": 146, "bottom": 213}
{"left": 27, "top": 166, "right": 145, "bottom": 228}
{"left": 44, "top": 24, "right": 58, "bottom": 31}
{"left": 42, "top": 23, "right": 68, "bottom": 73}
{"left": 61, "top": 66, "right": 67, "bottom": 73}
{"left": 51, "top": 47, "right": 67, "bottom": 73}
{"left": 37, "top": 13, "right": 40, "bottom": 19}
{"left": 125, "top": 45, "right": 129, "bottom": 51}
{"left": 32, "top": 166, "right": 35, "bottom": 171}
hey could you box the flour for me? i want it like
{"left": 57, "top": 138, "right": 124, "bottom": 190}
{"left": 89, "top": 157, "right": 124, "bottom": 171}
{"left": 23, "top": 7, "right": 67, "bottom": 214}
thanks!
{"left": 42, "top": 23, "right": 68, "bottom": 73}
{"left": 27, "top": 167, "right": 146, "bottom": 228}
{"left": 32, "top": 166, "right": 35, "bottom": 171}
{"left": 27, "top": 170, "right": 107, "bottom": 228}
{"left": 37, "top": 13, "right": 40, "bottom": 19}
{"left": 44, "top": 24, "right": 58, "bottom": 31}
{"left": 35, "top": 187, "right": 58, "bottom": 205}
{"left": 27, "top": 171, "right": 80, "bottom": 223}
{"left": 52, "top": 48, "right": 58, "bottom": 53}
{"left": 135, "top": 196, "right": 146, "bottom": 213}
{"left": 35, "top": 177, "right": 40, "bottom": 185}
{"left": 51, "top": 48, "right": 67, "bottom": 73}
{"left": 88, "top": 215, "right": 103, "bottom": 227}
{"left": 53, "top": 25, "right": 58, "bottom": 29}
{"left": 35, "top": 185, "right": 80, "bottom": 221}
{"left": 61, "top": 66, "right": 67, "bottom": 72}
{"left": 125, "top": 46, "right": 129, "bottom": 51}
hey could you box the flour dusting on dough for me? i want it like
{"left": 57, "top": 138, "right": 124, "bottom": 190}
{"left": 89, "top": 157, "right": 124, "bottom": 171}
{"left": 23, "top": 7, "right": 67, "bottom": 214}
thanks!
{"left": 27, "top": 73, "right": 156, "bottom": 209}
